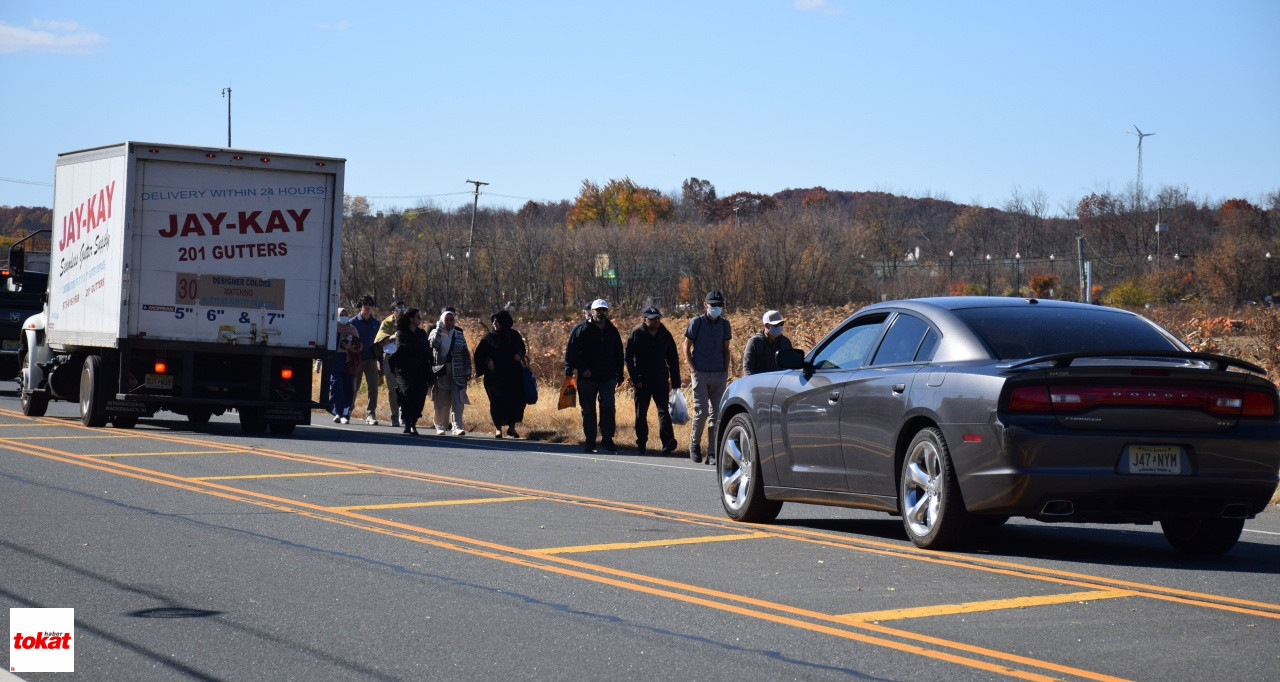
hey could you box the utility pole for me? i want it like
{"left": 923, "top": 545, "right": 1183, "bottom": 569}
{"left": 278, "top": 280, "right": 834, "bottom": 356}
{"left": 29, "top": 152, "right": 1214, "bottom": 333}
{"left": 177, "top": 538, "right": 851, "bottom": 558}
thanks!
{"left": 221, "top": 87, "right": 232, "bottom": 147}
{"left": 464, "top": 179, "right": 489, "bottom": 312}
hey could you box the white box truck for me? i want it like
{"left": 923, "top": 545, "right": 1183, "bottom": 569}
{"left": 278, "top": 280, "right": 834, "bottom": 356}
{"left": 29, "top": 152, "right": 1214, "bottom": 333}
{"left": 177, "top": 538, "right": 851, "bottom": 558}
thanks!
{"left": 16, "top": 142, "right": 343, "bottom": 434}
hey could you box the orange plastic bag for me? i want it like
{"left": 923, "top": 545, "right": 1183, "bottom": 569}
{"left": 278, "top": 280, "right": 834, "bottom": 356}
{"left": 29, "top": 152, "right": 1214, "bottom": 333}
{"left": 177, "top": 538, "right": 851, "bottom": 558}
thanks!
{"left": 557, "top": 376, "right": 577, "bottom": 410}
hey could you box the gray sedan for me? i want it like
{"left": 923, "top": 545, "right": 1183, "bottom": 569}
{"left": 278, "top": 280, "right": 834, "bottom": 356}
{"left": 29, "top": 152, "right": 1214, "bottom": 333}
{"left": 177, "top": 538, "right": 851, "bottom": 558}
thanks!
{"left": 714, "top": 297, "right": 1280, "bottom": 554}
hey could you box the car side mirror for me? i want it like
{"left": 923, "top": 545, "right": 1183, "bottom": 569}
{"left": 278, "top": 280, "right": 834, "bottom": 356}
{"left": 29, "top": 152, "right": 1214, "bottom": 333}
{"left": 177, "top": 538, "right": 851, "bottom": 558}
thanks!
{"left": 776, "top": 348, "right": 806, "bottom": 370}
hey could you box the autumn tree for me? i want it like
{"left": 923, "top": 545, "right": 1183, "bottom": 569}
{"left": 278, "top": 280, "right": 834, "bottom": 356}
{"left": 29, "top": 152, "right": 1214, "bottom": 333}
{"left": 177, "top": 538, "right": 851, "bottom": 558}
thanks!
{"left": 676, "top": 177, "right": 717, "bottom": 223}
{"left": 566, "top": 177, "right": 673, "bottom": 228}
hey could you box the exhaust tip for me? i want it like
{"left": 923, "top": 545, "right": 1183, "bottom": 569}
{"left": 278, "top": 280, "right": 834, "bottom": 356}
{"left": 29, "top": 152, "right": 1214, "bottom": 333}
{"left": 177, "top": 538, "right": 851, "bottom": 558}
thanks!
{"left": 1040, "top": 500, "right": 1075, "bottom": 517}
{"left": 1221, "top": 504, "right": 1250, "bottom": 519}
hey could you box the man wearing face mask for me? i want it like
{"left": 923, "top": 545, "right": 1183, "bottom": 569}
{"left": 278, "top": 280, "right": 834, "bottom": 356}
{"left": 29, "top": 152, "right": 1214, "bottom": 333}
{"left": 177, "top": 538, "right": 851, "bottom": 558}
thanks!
{"left": 683, "top": 290, "right": 732, "bottom": 464}
{"left": 743, "top": 310, "right": 793, "bottom": 375}
{"left": 564, "top": 299, "right": 624, "bottom": 453}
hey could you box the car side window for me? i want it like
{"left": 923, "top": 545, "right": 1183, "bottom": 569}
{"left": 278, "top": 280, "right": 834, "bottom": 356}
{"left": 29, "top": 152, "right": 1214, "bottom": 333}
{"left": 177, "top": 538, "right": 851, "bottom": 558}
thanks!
{"left": 811, "top": 315, "right": 887, "bottom": 369}
{"left": 915, "top": 327, "right": 941, "bottom": 362}
{"left": 870, "top": 314, "right": 934, "bottom": 366}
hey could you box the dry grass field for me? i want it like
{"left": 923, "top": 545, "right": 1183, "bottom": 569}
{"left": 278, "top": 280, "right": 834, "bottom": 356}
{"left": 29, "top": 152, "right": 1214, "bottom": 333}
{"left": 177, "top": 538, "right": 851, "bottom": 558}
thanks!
{"left": 319, "top": 303, "right": 1280, "bottom": 502}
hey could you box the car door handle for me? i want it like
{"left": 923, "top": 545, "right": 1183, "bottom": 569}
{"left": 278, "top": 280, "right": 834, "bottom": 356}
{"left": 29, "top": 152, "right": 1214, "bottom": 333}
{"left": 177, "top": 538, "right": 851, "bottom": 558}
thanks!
{"left": 892, "top": 383, "right": 906, "bottom": 394}
{"left": 829, "top": 391, "right": 840, "bottom": 403}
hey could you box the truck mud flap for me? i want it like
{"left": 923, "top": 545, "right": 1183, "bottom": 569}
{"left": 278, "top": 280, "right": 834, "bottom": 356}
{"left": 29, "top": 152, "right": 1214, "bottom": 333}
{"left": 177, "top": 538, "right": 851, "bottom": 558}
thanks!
{"left": 105, "top": 399, "right": 152, "bottom": 417}
{"left": 261, "top": 405, "right": 310, "bottom": 423}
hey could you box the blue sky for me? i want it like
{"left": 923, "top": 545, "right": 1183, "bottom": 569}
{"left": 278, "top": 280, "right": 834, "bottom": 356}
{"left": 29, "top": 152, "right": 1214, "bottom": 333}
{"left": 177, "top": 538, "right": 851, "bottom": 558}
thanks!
{"left": 2, "top": 1, "right": 1277, "bottom": 217}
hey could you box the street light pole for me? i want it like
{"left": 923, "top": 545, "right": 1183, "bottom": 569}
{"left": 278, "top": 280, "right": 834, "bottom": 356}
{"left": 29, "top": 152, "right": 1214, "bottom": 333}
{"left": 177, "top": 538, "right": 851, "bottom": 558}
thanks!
{"left": 221, "top": 87, "right": 232, "bottom": 147}
{"left": 462, "top": 179, "right": 489, "bottom": 312}
{"left": 985, "top": 254, "right": 992, "bottom": 295}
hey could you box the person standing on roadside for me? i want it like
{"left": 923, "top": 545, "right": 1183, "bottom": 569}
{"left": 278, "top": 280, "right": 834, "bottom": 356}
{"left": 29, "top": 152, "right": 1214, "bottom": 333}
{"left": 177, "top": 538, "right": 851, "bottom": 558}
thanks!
{"left": 474, "top": 310, "right": 528, "bottom": 439}
{"left": 742, "top": 309, "right": 793, "bottom": 375}
{"left": 329, "top": 307, "right": 363, "bottom": 425}
{"left": 429, "top": 308, "right": 471, "bottom": 436}
{"left": 388, "top": 307, "right": 431, "bottom": 434}
{"left": 625, "top": 305, "right": 681, "bottom": 455}
{"left": 683, "top": 290, "right": 731, "bottom": 464}
{"left": 374, "top": 299, "right": 407, "bottom": 428}
{"left": 564, "top": 299, "right": 624, "bottom": 453}
{"left": 350, "top": 295, "right": 383, "bottom": 425}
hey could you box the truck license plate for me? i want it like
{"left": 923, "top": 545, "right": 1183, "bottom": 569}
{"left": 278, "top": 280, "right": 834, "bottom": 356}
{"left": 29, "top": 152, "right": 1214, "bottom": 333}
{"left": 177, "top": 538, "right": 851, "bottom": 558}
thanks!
{"left": 144, "top": 374, "right": 174, "bottom": 389}
{"left": 1, "top": 340, "right": 18, "bottom": 350}
{"left": 1127, "top": 445, "right": 1182, "bottom": 474}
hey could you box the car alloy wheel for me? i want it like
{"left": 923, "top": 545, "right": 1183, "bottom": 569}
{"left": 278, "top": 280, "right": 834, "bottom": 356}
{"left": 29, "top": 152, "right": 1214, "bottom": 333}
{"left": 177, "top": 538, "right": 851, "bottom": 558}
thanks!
{"left": 899, "top": 427, "right": 970, "bottom": 549}
{"left": 719, "top": 413, "right": 782, "bottom": 522}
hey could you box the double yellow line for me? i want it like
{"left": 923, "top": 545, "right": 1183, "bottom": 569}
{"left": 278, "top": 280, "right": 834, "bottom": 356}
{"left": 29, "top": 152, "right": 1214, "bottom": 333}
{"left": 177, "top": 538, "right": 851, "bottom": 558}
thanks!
{"left": 4, "top": 413, "right": 1275, "bottom": 679}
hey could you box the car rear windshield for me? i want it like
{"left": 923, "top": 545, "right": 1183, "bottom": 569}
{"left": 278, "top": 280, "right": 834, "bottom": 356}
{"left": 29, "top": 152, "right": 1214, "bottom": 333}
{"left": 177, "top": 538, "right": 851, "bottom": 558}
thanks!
{"left": 953, "top": 306, "right": 1181, "bottom": 360}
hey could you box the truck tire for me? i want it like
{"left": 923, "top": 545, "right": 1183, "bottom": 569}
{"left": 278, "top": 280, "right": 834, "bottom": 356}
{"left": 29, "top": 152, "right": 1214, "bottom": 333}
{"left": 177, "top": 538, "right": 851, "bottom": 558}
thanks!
{"left": 21, "top": 390, "right": 49, "bottom": 417}
{"left": 187, "top": 410, "right": 213, "bottom": 427}
{"left": 19, "top": 351, "right": 49, "bottom": 417}
{"left": 239, "top": 408, "right": 268, "bottom": 434}
{"left": 268, "top": 421, "right": 296, "bottom": 435}
{"left": 111, "top": 416, "right": 138, "bottom": 429}
{"left": 80, "top": 355, "right": 108, "bottom": 427}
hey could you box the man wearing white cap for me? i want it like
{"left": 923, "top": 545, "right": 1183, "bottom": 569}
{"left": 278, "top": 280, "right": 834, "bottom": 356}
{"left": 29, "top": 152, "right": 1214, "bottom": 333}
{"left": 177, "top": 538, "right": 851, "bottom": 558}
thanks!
{"left": 564, "top": 299, "right": 625, "bottom": 453}
{"left": 743, "top": 310, "right": 793, "bottom": 375}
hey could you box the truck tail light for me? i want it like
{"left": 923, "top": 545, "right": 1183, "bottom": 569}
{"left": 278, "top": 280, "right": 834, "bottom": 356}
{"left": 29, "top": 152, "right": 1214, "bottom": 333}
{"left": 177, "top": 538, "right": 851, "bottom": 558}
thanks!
{"left": 153, "top": 361, "right": 168, "bottom": 374}
{"left": 280, "top": 366, "right": 294, "bottom": 380}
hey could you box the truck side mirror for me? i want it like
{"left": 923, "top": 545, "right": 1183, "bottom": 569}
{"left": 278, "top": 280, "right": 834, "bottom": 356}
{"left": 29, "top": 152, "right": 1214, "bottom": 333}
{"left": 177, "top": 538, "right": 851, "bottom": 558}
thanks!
{"left": 9, "top": 246, "right": 24, "bottom": 274}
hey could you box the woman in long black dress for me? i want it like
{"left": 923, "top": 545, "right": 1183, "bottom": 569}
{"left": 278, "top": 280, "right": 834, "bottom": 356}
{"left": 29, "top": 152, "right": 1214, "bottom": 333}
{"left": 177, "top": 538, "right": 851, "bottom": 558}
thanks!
{"left": 388, "top": 308, "right": 431, "bottom": 434}
{"left": 473, "top": 310, "right": 528, "bottom": 438}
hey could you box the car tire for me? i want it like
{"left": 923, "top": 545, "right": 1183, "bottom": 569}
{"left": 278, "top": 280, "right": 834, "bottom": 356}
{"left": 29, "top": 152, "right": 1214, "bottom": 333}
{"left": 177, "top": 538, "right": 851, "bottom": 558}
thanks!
{"left": 1160, "top": 518, "right": 1245, "bottom": 555}
{"left": 899, "top": 427, "right": 971, "bottom": 550}
{"left": 79, "top": 355, "right": 108, "bottom": 428}
{"left": 719, "top": 413, "right": 782, "bottom": 523}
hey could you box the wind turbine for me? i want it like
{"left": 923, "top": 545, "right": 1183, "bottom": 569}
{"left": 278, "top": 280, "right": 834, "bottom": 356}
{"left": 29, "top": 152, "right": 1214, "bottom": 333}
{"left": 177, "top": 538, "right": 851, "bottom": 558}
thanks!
{"left": 1127, "top": 124, "right": 1155, "bottom": 206}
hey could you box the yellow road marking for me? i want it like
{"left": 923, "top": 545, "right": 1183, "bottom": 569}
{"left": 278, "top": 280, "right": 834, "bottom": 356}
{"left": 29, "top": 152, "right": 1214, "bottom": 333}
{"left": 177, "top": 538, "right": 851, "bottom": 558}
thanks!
{"left": 332, "top": 495, "right": 536, "bottom": 511}
{"left": 840, "top": 590, "right": 1137, "bottom": 622}
{"left": 83, "top": 450, "right": 240, "bottom": 457}
{"left": 532, "top": 531, "right": 771, "bottom": 555}
{"left": 0, "top": 434, "right": 136, "bottom": 440}
{"left": 1, "top": 435, "right": 1123, "bottom": 682}
{"left": 191, "top": 470, "right": 372, "bottom": 481}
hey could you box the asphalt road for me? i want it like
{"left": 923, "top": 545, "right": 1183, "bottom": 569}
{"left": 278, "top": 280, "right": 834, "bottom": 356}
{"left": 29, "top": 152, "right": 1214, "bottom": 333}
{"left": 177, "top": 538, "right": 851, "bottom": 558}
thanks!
{"left": 3, "top": 392, "right": 1278, "bottom": 681}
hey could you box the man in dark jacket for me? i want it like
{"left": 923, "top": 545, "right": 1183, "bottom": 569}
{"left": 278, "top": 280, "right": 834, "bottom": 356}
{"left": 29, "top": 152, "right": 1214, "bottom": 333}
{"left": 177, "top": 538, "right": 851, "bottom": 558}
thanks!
{"left": 564, "top": 299, "right": 624, "bottom": 453}
{"left": 742, "top": 309, "right": 794, "bottom": 375}
{"left": 625, "top": 305, "right": 681, "bottom": 455}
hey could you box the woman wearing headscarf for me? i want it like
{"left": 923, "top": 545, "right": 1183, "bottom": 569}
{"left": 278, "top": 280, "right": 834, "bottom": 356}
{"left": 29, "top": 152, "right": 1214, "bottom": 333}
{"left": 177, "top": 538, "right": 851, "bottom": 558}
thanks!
{"left": 428, "top": 308, "right": 471, "bottom": 435}
{"left": 473, "top": 309, "right": 528, "bottom": 438}
{"left": 329, "top": 307, "right": 363, "bottom": 424}
{"left": 388, "top": 307, "right": 431, "bottom": 434}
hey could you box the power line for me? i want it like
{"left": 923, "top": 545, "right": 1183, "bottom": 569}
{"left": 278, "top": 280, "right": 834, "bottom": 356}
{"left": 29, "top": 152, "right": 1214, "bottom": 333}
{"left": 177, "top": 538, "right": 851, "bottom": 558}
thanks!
{"left": 0, "top": 177, "right": 53, "bottom": 187}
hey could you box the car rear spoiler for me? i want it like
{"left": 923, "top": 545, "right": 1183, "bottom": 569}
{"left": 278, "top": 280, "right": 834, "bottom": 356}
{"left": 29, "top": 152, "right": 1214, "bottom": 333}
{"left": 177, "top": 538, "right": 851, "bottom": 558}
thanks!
{"left": 1004, "top": 350, "right": 1267, "bottom": 375}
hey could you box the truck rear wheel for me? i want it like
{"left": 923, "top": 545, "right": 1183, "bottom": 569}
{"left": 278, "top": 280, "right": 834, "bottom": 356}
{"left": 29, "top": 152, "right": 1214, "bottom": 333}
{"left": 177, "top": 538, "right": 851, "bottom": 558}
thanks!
{"left": 268, "top": 421, "right": 296, "bottom": 435}
{"left": 80, "top": 355, "right": 108, "bottom": 427}
{"left": 239, "top": 408, "right": 268, "bottom": 434}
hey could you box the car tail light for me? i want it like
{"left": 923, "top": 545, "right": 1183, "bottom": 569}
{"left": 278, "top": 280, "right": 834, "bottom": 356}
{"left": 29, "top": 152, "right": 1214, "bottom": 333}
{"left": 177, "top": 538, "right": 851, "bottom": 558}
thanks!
{"left": 1006, "top": 385, "right": 1053, "bottom": 413}
{"left": 1013, "top": 384, "right": 1275, "bottom": 418}
{"left": 1242, "top": 389, "right": 1278, "bottom": 418}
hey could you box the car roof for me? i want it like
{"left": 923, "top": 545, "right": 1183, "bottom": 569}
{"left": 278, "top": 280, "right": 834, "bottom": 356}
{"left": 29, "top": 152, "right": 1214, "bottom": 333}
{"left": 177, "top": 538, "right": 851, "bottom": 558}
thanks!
{"left": 864, "top": 296, "right": 1134, "bottom": 314}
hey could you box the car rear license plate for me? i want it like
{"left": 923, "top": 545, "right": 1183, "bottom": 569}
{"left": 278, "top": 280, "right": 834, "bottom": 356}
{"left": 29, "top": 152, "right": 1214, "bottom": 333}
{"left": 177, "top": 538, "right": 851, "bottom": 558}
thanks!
{"left": 1127, "top": 445, "right": 1182, "bottom": 474}
{"left": 145, "top": 374, "right": 174, "bottom": 389}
